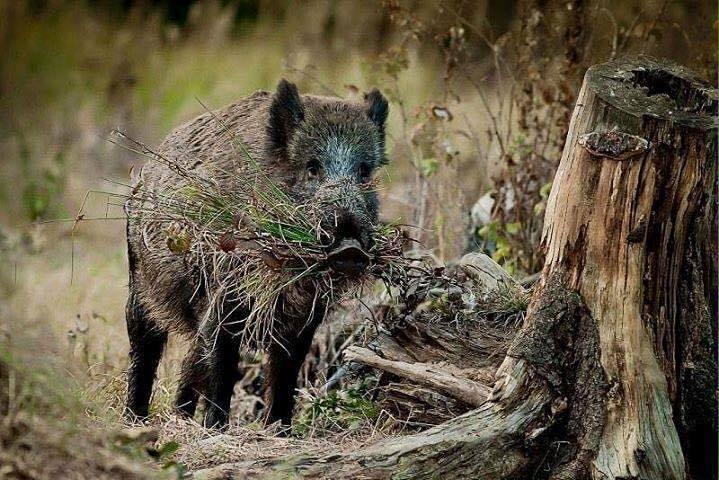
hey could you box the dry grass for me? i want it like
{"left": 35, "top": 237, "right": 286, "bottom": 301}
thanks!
{"left": 113, "top": 125, "right": 408, "bottom": 352}
{"left": 0, "top": 322, "right": 158, "bottom": 479}
{"left": 1, "top": 235, "right": 402, "bottom": 477}
{"left": 149, "top": 411, "right": 396, "bottom": 471}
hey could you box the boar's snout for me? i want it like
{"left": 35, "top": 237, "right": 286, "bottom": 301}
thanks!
{"left": 325, "top": 211, "right": 372, "bottom": 276}
{"left": 326, "top": 238, "right": 370, "bottom": 276}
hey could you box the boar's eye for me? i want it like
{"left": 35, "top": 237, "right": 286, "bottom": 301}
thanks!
{"left": 358, "top": 162, "right": 372, "bottom": 182}
{"left": 306, "top": 160, "right": 321, "bottom": 178}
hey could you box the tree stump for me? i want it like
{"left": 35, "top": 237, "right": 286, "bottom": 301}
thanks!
{"left": 195, "top": 57, "right": 717, "bottom": 480}
{"left": 543, "top": 55, "right": 717, "bottom": 480}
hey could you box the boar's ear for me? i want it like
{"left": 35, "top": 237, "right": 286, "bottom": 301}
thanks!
{"left": 364, "top": 88, "right": 389, "bottom": 131}
{"left": 268, "top": 79, "right": 304, "bottom": 156}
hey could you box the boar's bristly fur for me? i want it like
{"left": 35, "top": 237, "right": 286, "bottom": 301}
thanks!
{"left": 124, "top": 80, "right": 389, "bottom": 429}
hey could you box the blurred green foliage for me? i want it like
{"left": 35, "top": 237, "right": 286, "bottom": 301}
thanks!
{"left": 20, "top": 146, "right": 67, "bottom": 221}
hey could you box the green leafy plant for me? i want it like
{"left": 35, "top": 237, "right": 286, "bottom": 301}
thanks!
{"left": 294, "top": 382, "right": 379, "bottom": 437}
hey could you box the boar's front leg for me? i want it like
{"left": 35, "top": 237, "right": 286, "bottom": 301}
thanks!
{"left": 263, "top": 320, "right": 320, "bottom": 427}
{"left": 202, "top": 321, "right": 243, "bottom": 429}
{"left": 125, "top": 291, "right": 167, "bottom": 420}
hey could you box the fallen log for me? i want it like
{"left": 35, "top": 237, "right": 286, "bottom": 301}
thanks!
{"left": 195, "top": 56, "right": 717, "bottom": 480}
{"left": 343, "top": 345, "right": 492, "bottom": 407}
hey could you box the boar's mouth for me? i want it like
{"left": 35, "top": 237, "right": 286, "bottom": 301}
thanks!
{"left": 326, "top": 239, "right": 371, "bottom": 276}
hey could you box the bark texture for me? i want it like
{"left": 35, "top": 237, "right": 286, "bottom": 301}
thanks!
{"left": 195, "top": 57, "right": 717, "bottom": 480}
{"left": 544, "top": 56, "right": 717, "bottom": 480}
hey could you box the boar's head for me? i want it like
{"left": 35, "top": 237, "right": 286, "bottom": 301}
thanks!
{"left": 267, "top": 79, "right": 389, "bottom": 276}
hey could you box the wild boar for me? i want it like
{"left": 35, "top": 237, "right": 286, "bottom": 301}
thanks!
{"left": 124, "top": 80, "right": 388, "bottom": 428}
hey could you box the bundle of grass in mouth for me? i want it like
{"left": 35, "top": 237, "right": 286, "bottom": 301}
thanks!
{"left": 115, "top": 130, "right": 407, "bottom": 350}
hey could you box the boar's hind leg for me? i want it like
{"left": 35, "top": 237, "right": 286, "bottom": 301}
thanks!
{"left": 202, "top": 323, "right": 243, "bottom": 429}
{"left": 264, "top": 323, "right": 318, "bottom": 427}
{"left": 125, "top": 291, "right": 167, "bottom": 420}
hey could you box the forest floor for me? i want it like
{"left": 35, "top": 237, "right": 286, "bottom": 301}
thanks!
{"left": 1, "top": 223, "right": 402, "bottom": 478}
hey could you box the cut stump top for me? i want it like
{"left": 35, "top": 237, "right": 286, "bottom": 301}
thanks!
{"left": 586, "top": 55, "right": 718, "bottom": 130}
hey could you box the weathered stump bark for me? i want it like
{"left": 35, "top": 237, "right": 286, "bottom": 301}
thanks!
{"left": 195, "top": 57, "right": 717, "bottom": 480}
{"left": 546, "top": 56, "right": 717, "bottom": 480}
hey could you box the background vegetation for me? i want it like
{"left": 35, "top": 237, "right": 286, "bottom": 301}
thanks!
{"left": 0, "top": 0, "right": 715, "bottom": 476}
